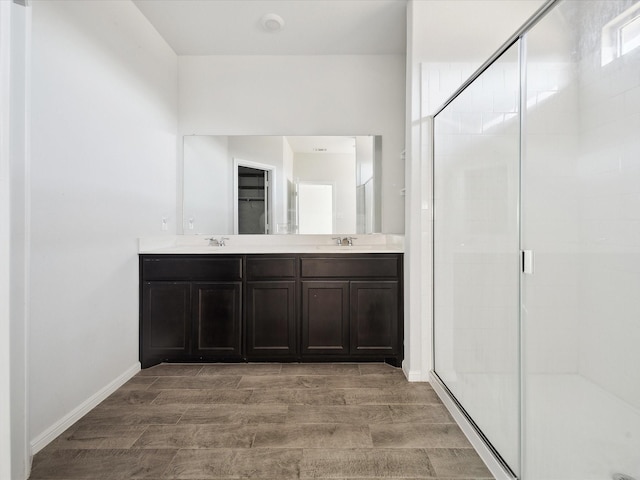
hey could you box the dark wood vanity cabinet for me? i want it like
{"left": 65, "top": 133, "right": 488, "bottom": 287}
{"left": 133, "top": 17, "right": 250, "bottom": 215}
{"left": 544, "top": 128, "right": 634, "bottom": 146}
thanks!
{"left": 192, "top": 282, "right": 242, "bottom": 358}
{"left": 301, "top": 281, "right": 350, "bottom": 355}
{"left": 140, "top": 256, "right": 243, "bottom": 367}
{"left": 350, "top": 281, "right": 399, "bottom": 355}
{"left": 300, "top": 256, "right": 401, "bottom": 360}
{"left": 245, "top": 257, "right": 297, "bottom": 359}
{"left": 300, "top": 281, "right": 398, "bottom": 357}
{"left": 140, "top": 253, "right": 403, "bottom": 368}
{"left": 141, "top": 282, "right": 191, "bottom": 361}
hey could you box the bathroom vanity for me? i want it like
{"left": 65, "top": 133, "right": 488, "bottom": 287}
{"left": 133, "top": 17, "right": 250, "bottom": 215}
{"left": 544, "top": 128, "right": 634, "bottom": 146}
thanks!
{"left": 139, "top": 237, "right": 403, "bottom": 368}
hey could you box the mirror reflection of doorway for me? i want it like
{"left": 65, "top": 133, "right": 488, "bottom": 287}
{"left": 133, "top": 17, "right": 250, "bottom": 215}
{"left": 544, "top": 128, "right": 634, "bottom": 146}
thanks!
{"left": 297, "top": 182, "right": 334, "bottom": 234}
{"left": 237, "top": 166, "right": 269, "bottom": 234}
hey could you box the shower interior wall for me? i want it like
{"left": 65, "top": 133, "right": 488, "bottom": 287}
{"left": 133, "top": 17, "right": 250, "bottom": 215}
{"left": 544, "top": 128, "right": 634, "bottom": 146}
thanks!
{"left": 522, "top": 1, "right": 640, "bottom": 478}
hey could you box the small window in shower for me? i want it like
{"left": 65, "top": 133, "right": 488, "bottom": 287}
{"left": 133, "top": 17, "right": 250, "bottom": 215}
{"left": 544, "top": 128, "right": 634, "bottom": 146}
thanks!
{"left": 620, "top": 14, "right": 640, "bottom": 55}
{"left": 601, "top": 2, "right": 640, "bottom": 65}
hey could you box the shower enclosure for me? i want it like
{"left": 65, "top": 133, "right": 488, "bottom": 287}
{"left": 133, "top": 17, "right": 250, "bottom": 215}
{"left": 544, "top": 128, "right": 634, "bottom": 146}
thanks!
{"left": 431, "top": 1, "right": 640, "bottom": 479}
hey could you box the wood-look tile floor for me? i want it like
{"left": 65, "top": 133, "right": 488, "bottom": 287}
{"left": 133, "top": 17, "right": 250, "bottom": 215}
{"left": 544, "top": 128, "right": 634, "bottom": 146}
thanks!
{"left": 30, "top": 363, "right": 494, "bottom": 480}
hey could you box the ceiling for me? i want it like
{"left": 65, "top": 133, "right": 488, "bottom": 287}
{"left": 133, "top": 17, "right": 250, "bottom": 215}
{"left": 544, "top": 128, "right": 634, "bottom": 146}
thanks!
{"left": 132, "top": 0, "right": 407, "bottom": 55}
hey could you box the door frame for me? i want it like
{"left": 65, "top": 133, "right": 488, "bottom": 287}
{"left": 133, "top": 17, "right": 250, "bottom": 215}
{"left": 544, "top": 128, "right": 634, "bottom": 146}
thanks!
{"left": 233, "top": 158, "right": 275, "bottom": 234}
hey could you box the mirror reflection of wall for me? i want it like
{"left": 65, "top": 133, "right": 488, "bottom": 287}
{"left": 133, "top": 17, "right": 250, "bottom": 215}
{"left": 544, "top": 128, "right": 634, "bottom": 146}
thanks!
{"left": 183, "top": 135, "right": 232, "bottom": 234}
{"left": 182, "top": 135, "right": 381, "bottom": 235}
{"left": 289, "top": 136, "right": 356, "bottom": 234}
{"left": 297, "top": 183, "right": 334, "bottom": 234}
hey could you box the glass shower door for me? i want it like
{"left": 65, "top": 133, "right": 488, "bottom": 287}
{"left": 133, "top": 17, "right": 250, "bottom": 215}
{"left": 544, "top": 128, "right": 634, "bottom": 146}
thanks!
{"left": 521, "top": 1, "right": 640, "bottom": 478}
{"left": 433, "top": 42, "right": 522, "bottom": 476}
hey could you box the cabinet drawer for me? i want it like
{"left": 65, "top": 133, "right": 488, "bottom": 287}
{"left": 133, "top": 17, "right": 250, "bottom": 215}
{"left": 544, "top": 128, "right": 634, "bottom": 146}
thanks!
{"left": 141, "top": 256, "right": 242, "bottom": 281}
{"left": 246, "top": 256, "right": 296, "bottom": 280}
{"left": 300, "top": 256, "right": 400, "bottom": 278}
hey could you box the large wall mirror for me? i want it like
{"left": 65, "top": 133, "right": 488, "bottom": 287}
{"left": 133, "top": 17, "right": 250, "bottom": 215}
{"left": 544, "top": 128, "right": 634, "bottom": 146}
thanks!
{"left": 182, "top": 135, "right": 382, "bottom": 235}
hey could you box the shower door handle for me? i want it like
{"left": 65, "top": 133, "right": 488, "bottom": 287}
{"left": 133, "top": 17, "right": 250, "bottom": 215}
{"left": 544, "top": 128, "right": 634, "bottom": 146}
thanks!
{"left": 522, "top": 250, "right": 534, "bottom": 274}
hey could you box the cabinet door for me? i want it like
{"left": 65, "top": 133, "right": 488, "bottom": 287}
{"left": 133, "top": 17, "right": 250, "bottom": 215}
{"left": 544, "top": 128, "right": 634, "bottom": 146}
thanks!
{"left": 141, "top": 282, "right": 191, "bottom": 366}
{"left": 350, "top": 281, "right": 399, "bottom": 355}
{"left": 301, "top": 281, "right": 349, "bottom": 355}
{"left": 246, "top": 281, "right": 296, "bottom": 358}
{"left": 192, "top": 282, "right": 242, "bottom": 359}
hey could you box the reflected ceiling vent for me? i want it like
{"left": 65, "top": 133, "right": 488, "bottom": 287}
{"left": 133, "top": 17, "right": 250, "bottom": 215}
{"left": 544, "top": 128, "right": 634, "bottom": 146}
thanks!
{"left": 313, "top": 148, "right": 327, "bottom": 152}
{"left": 260, "top": 13, "right": 285, "bottom": 32}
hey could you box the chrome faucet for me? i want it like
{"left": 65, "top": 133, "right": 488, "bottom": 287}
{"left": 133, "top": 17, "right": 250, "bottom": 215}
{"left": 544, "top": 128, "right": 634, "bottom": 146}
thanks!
{"left": 206, "top": 237, "right": 229, "bottom": 247}
{"left": 331, "top": 236, "right": 357, "bottom": 246}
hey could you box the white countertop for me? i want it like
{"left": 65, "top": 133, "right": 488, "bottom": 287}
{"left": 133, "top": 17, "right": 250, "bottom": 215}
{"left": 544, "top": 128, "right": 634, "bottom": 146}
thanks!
{"left": 139, "top": 234, "right": 404, "bottom": 255}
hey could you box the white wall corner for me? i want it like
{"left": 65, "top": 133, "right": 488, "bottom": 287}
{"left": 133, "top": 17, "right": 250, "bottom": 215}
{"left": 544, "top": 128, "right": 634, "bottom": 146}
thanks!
{"left": 2, "top": 1, "right": 32, "bottom": 478}
{"left": 0, "top": 2, "right": 14, "bottom": 478}
{"left": 403, "top": 0, "right": 429, "bottom": 389}
{"left": 30, "top": 363, "right": 140, "bottom": 455}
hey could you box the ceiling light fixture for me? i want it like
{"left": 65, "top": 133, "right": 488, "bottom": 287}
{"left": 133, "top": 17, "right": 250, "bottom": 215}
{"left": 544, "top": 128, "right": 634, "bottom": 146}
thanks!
{"left": 260, "top": 13, "right": 285, "bottom": 32}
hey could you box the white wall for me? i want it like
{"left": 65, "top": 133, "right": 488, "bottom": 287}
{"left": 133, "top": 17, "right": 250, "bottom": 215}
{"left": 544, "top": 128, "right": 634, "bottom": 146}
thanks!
{"left": 1, "top": 2, "right": 31, "bottom": 478}
{"left": 9, "top": 3, "right": 30, "bottom": 477}
{"left": 29, "top": 0, "right": 177, "bottom": 454}
{"left": 0, "top": 2, "right": 11, "bottom": 472}
{"left": 178, "top": 55, "right": 406, "bottom": 234}
{"left": 406, "top": 0, "right": 545, "bottom": 381}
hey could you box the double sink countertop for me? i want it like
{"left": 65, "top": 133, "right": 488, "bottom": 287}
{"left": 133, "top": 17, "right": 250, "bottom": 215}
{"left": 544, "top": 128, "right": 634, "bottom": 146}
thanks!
{"left": 139, "top": 234, "right": 404, "bottom": 255}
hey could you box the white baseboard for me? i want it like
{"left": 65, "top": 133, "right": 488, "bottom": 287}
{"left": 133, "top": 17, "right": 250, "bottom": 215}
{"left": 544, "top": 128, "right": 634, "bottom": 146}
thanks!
{"left": 429, "top": 371, "right": 516, "bottom": 480}
{"left": 402, "top": 360, "right": 426, "bottom": 382}
{"left": 30, "top": 362, "right": 141, "bottom": 454}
